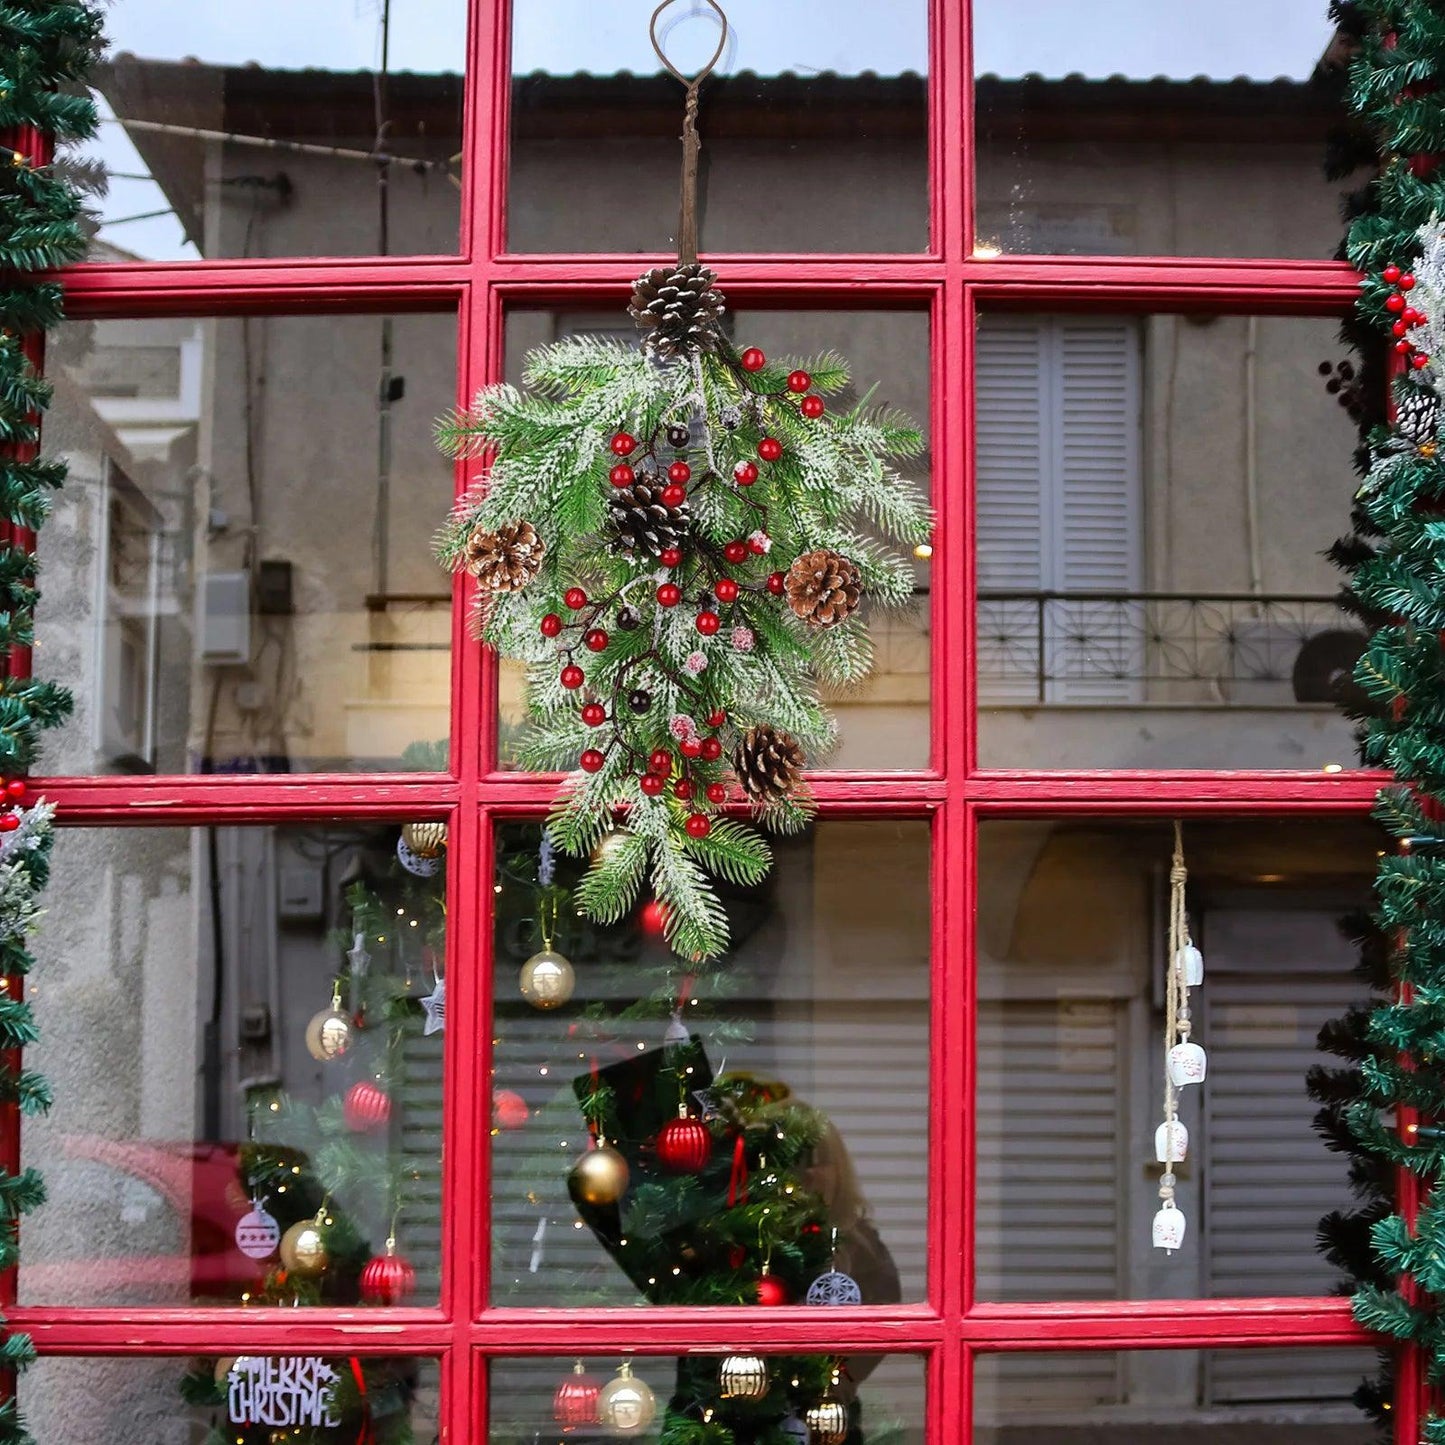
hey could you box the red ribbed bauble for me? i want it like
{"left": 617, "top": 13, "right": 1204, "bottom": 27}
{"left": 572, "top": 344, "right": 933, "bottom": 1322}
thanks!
{"left": 343, "top": 1080, "right": 391, "bottom": 1132}
{"left": 493, "top": 1088, "right": 530, "bottom": 1130}
{"left": 755, "top": 1270, "right": 790, "bottom": 1306}
{"left": 554, "top": 1361, "right": 603, "bottom": 1429}
{"left": 359, "top": 1247, "right": 416, "bottom": 1305}
{"left": 656, "top": 1115, "right": 712, "bottom": 1173}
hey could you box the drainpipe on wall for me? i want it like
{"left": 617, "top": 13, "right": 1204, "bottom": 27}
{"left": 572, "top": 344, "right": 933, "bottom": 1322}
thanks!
{"left": 1243, "top": 316, "right": 1264, "bottom": 599}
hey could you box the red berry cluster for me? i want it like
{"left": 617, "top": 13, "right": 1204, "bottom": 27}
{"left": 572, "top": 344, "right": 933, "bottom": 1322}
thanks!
{"left": 1383, "top": 263, "right": 1431, "bottom": 369}
{"left": 0, "top": 779, "right": 25, "bottom": 832}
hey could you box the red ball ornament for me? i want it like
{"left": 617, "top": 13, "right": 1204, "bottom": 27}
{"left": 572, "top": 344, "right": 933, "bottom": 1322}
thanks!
{"left": 747, "top": 534, "right": 769, "bottom": 555}
{"left": 667, "top": 460, "right": 692, "bottom": 484}
{"left": 564, "top": 587, "right": 588, "bottom": 610}
{"left": 1397, "top": 339, "right": 1416, "bottom": 354}
{"left": 609, "top": 463, "right": 635, "bottom": 488}
{"left": 660, "top": 547, "right": 683, "bottom": 568}
{"left": 754, "top": 1271, "right": 789, "bottom": 1306}
{"left": 1387, "top": 293, "right": 1407, "bottom": 313}
{"left": 579, "top": 749, "right": 605, "bottom": 773}
{"left": 656, "top": 1115, "right": 712, "bottom": 1173}
{"left": 541, "top": 612, "right": 563, "bottom": 637}
{"left": 584, "top": 628, "right": 609, "bottom": 652}
{"left": 734, "top": 460, "right": 759, "bottom": 486}
{"left": 640, "top": 898, "right": 671, "bottom": 936}
{"left": 561, "top": 664, "right": 585, "bottom": 689}
{"left": 553, "top": 1365, "right": 603, "bottom": 1429}
{"left": 723, "top": 540, "right": 748, "bottom": 564}
{"left": 581, "top": 702, "right": 607, "bottom": 727}
{"left": 1394, "top": 319, "right": 1410, "bottom": 337}
{"left": 715, "top": 578, "right": 739, "bottom": 603}
{"left": 1415, "top": 353, "right": 1433, "bottom": 369}
{"left": 696, "top": 610, "right": 721, "bottom": 635}
{"left": 706, "top": 782, "right": 727, "bottom": 804}
{"left": 657, "top": 582, "right": 682, "bottom": 607}
{"left": 700, "top": 737, "right": 722, "bottom": 761}
{"left": 359, "top": 1248, "right": 416, "bottom": 1306}
{"left": 640, "top": 772, "right": 666, "bottom": 797}
{"left": 741, "top": 347, "right": 766, "bottom": 372}
{"left": 493, "top": 1088, "right": 530, "bottom": 1130}
{"left": 801, "top": 395, "right": 826, "bottom": 419}
{"left": 1405, "top": 308, "right": 1422, "bottom": 325}
{"left": 661, "top": 483, "right": 687, "bottom": 508}
{"left": 649, "top": 748, "right": 673, "bottom": 774}
{"left": 1410, "top": 154, "right": 1443, "bottom": 179}
{"left": 0, "top": 815, "right": 18, "bottom": 835}
{"left": 757, "top": 437, "right": 783, "bottom": 462}
{"left": 344, "top": 1080, "right": 392, "bottom": 1132}
{"left": 611, "top": 433, "right": 637, "bottom": 456}
{"left": 680, "top": 738, "right": 703, "bottom": 759}
{"left": 1402, "top": 273, "right": 1418, "bottom": 291}
{"left": 685, "top": 813, "right": 711, "bottom": 838}
{"left": 766, "top": 571, "right": 785, "bottom": 594}
{"left": 5, "top": 781, "right": 23, "bottom": 801}
{"left": 787, "top": 369, "right": 812, "bottom": 393}
{"left": 673, "top": 778, "right": 694, "bottom": 800}
{"left": 1385, "top": 263, "right": 1402, "bottom": 283}
{"left": 707, "top": 708, "right": 726, "bottom": 727}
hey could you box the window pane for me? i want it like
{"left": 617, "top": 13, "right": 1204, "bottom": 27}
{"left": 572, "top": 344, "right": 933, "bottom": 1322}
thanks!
{"left": 76, "top": 1, "right": 465, "bottom": 261}
{"left": 491, "top": 1354, "right": 925, "bottom": 1445}
{"left": 38, "top": 312, "right": 454, "bottom": 775}
{"left": 976, "top": 817, "right": 1374, "bottom": 1303}
{"left": 509, "top": 2, "right": 928, "bottom": 253}
{"left": 496, "top": 309, "right": 931, "bottom": 773}
{"left": 973, "top": 310, "right": 1364, "bottom": 771}
{"left": 23, "top": 823, "right": 446, "bottom": 1306}
{"left": 21, "top": 1355, "right": 439, "bottom": 1443}
{"left": 490, "top": 820, "right": 930, "bottom": 1306}
{"left": 976, "top": 1348, "right": 1376, "bottom": 1440}
{"left": 971, "top": 2, "right": 1348, "bottom": 258}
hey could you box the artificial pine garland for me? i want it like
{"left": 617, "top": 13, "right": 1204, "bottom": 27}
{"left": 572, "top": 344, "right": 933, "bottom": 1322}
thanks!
{"left": 0, "top": 1, "right": 102, "bottom": 1433}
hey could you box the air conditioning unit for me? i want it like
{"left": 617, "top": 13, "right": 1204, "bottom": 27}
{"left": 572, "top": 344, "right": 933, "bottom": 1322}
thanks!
{"left": 202, "top": 570, "right": 251, "bottom": 664}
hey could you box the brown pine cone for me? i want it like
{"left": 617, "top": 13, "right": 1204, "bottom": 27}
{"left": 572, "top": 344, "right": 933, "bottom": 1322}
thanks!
{"left": 784, "top": 548, "right": 862, "bottom": 628}
{"left": 628, "top": 262, "right": 726, "bottom": 360}
{"left": 465, "top": 519, "right": 545, "bottom": 592}
{"left": 733, "top": 724, "right": 805, "bottom": 804}
{"left": 608, "top": 479, "right": 690, "bottom": 558}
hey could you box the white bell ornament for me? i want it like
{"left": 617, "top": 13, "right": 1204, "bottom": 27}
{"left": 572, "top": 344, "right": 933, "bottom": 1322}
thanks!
{"left": 1152, "top": 1201, "right": 1187, "bottom": 1254}
{"left": 1154, "top": 1116, "right": 1188, "bottom": 1163}
{"left": 1174, "top": 943, "right": 1204, "bottom": 987}
{"left": 1167, "top": 1040, "right": 1207, "bottom": 1087}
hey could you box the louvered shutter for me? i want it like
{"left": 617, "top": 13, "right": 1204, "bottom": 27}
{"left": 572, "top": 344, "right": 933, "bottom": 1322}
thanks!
{"left": 1200, "top": 908, "right": 1376, "bottom": 1406}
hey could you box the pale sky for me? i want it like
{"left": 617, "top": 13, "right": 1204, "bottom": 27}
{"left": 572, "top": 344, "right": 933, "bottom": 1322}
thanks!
{"left": 87, "top": 1, "right": 1336, "bottom": 261}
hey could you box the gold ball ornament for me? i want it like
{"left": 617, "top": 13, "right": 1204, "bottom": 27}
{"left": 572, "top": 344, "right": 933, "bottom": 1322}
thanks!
{"left": 278, "top": 1217, "right": 330, "bottom": 1277}
{"left": 567, "top": 1142, "right": 630, "bottom": 1207}
{"left": 719, "top": 1354, "right": 770, "bottom": 1400}
{"left": 805, "top": 1399, "right": 849, "bottom": 1445}
{"left": 520, "top": 949, "right": 576, "bottom": 1009}
{"left": 400, "top": 820, "right": 448, "bottom": 859}
{"left": 304, "top": 1006, "right": 353, "bottom": 1061}
{"left": 597, "top": 1360, "right": 656, "bottom": 1435}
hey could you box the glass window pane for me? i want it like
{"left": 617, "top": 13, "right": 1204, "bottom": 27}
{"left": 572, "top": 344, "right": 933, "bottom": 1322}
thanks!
{"left": 971, "top": 2, "right": 1348, "bottom": 258}
{"left": 76, "top": 1, "right": 465, "bottom": 261}
{"left": 21, "top": 1355, "right": 439, "bottom": 1443}
{"left": 976, "top": 1348, "right": 1376, "bottom": 1439}
{"left": 509, "top": 3, "right": 928, "bottom": 253}
{"left": 491, "top": 1354, "right": 925, "bottom": 1445}
{"left": 38, "top": 312, "right": 454, "bottom": 775}
{"left": 490, "top": 820, "right": 930, "bottom": 1306}
{"left": 973, "top": 310, "right": 1366, "bottom": 771}
{"left": 496, "top": 309, "right": 931, "bottom": 773}
{"left": 976, "top": 817, "right": 1375, "bottom": 1303}
{"left": 23, "top": 822, "right": 446, "bottom": 1307}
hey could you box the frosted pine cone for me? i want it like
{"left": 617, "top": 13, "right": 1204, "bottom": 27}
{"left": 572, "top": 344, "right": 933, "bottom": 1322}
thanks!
{"left": 464, "top": 520, "right": 545, "bottom": 592}
{"left": 608, "top": 480, "right": 690, "bottom": 559}
{"left": 733, "top": 724, "right": 805, "bottom": 804}
{"left": 784, "top": 548, "right": 862, "bottom": 628}
{"left": 628, "top": 263, "right": 726, "bottom": 360}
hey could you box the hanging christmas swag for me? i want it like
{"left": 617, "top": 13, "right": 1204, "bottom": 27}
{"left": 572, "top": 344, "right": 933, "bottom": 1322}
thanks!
{"left": 434, "top": 30, "right": 928, "bottom": 961}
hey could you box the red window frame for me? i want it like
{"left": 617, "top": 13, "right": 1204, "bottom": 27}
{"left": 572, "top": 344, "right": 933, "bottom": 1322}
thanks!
{"left": 6, "top": 3, "right": 1403, "bottom": 1444}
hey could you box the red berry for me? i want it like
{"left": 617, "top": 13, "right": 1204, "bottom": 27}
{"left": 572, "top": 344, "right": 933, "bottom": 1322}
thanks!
{"left": 661, "top": 483, "right": 687, "bottom": 508}
{"left": 801, "top": 394, "right": 825, "bottom": 419}
{"left": 584, "top": 628, "right": 609, "bottom": 652}
{"left": 766, "top": 572, "right": 785, "bottom": 595}
{"left": 757, "top": 437, "right": 783, "bottom": 461}
{"left": 696, "top": 611, "right": 720, "bottom": 635}
{"left": 657, "top": 583, "right": 682, "bottom": 607}
{"left": 579, "top": 749, "right": 605, "bottom": 773}
{"left": 611, "top": 432, "right": 637, "bottom": 455}
{"left": 640, "top": 772, "right": 666, "bottom": 797}
{"left": 561, "top": 664, "right": 585, "bottom": 689}
{"left": 649, "top": 748, "right": 673, "bottom": 774}
{"left": 1394, "top": 319, "right": 1410, "bottom": 337}
{"left": 706, "top": 782, "right": 727, "bottom": 803}
{"left": 667, "top": 460, "right": 692, "bottom": 484}
{"left": 610, "top": 462, "right": 635, "bottom": 487}
{"left": 581, "top": 702, "right": 606, "bottom": 726}
{"left": 723, "top": 541, "right": 748, "bottom": 564}
{"left": 700, "top": 737, "right": 722, "bottom": 761}
{"left": 660, "top": 547, "right": 683, "bottom": 568}
{"left": 707, "top": 709, "right": 726, "bottom": 727}
{"left": 674, "top": 779, "right": 694, "bottom": 800}
{"left": 1405, "top": 308, "right": 1422, "bottom": 325}
{"left": 1385, "top": 263, "right": 1402, "bottom": 283}
{"left": 1397, "top": 339, "right": 1415, "bottom": 353}
{"left": 5, "top": 781, "right": 23, "bottom": 801}
{"left": 1387, "top": 293, "right": 1407, "bottom": 313}
{"left": 1402, "top": 273, "right": 1418, "bottom": 290}
{"left": 741, "top": 347, "right": 766, "bottom": 372}
{"left": 1415, "top": 353, "right": 1432, "bottom": 369}
{"left": 747, "top": 534, "right": 769, "bottom": 555}
{"left": 733, "top": 460, "right": 759, "bottom": 486}
{"left": 715, "top": 578, "right": 739, "bottom": 603}
{"left": 787, "top": 370, "right": 812, "bottom": 393}
{"left": 680, "top": 738, "right": 703, "bottom": 759}
{"left": 685, "top": 814, "right": 712, "bottom": 839}
{"left": 564, "top": 588, "right": 588, "bottom": 610}
{"left": 541, "top": 613, "right": 563, "bottom": 637}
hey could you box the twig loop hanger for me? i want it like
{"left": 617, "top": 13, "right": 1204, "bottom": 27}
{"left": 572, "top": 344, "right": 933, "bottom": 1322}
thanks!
{"left": 649, "top": 0, "right": 730, "bottom": 264}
